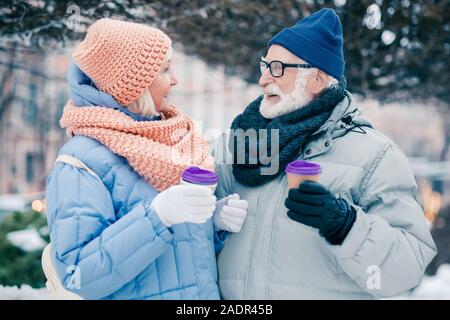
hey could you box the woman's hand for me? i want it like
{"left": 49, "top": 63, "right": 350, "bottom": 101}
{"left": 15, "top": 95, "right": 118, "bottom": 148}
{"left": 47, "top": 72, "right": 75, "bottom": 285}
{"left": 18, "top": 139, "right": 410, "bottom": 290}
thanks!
{"left": 151, "top": 185, "right": 217, "bottom": 227}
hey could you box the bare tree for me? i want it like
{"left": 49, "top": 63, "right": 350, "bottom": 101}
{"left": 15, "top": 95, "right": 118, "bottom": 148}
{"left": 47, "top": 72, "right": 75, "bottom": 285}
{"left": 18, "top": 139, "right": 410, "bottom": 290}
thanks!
{"left": 1, "top": 0, "right": 449, "bottom": 104}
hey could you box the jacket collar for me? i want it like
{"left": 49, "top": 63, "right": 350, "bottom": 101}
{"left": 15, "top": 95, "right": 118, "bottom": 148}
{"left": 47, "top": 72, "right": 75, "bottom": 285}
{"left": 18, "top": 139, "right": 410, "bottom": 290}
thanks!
{"left": 303, "top": 91, "right": 373, "bottom": 159}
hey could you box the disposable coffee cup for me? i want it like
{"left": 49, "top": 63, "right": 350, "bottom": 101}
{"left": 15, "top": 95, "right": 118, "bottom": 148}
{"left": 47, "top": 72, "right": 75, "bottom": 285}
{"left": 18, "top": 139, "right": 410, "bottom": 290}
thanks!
{"left": 180, "top": 166, "right": 218, "bottom": 193}
{"left": 285, "top": 160, "right": 321, "bottom": 189}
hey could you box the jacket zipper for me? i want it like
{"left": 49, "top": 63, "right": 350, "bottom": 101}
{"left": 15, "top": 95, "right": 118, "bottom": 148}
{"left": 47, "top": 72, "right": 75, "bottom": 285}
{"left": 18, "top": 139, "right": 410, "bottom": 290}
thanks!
{"left": 243, "top": 184, "right": 264, "bottom": 299}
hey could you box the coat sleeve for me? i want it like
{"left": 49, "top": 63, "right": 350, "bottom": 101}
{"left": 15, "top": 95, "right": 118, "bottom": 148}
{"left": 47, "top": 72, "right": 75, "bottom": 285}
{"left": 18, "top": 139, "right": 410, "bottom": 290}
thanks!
{"left": 46, "top": 163, "right": 174, "bottom": 299}
{"left": 326, "top": 143, "right": 437, "bottom": 298}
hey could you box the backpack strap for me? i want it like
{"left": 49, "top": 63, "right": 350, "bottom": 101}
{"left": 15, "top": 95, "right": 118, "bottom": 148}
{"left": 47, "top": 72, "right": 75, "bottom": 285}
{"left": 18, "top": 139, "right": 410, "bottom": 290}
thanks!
{"left": 43, "top": 154, "right": 100, "bottom": 300}
{"left": 55, "top": 154, "right": 101, "bottom": 181}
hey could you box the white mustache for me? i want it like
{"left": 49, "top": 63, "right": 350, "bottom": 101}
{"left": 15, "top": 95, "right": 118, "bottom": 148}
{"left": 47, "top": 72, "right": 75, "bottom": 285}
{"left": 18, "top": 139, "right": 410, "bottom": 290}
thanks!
{"left": 263, "top": 84, "right": 283, "bottom": 96}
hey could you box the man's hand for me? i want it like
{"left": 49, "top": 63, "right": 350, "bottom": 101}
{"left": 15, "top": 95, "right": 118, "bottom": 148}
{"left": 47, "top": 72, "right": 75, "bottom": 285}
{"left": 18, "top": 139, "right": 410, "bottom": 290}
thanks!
{"left": 284, "top": 180, "right": 356, "bottom": 245}
{"left": 213, "top": 194, "right": 248, "bottom": 232}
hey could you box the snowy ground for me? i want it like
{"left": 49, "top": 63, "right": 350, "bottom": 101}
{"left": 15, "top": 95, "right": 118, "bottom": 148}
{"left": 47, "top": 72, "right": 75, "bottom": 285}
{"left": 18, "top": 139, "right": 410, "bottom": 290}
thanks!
{"left": 0, "top": 285, "right": 50, "bottom": 300}
{"left": 1, "top": 264, "right": 449, "bottom": 300}
{"left": 390, "top": 264, "right": 450, "bottom": 300}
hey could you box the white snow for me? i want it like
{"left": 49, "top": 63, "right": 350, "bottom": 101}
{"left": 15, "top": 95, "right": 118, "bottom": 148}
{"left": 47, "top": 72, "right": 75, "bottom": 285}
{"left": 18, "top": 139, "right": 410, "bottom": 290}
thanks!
{"left": 393, "top": 264, "right": 450, "bottom": 299}
{"left": 0, "top": 192, "right": 45, "bottom": 214}
{"left": 381, "top": 30, "right": 396, "bottom": 46}
{"left": 6, "top": 228, "right": 47, "bottom": 252}
{"left": 0, "top": 195, "right": 28, "bottom": 212}
{"left": 0, "top": 285, "right": 50, "bottom": 300}
{"left": 0, "top": 264, "right": 449, "bottom": 300}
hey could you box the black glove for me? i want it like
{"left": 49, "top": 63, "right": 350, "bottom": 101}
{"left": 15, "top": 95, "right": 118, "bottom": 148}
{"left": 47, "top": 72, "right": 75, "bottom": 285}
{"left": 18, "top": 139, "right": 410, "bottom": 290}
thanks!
{"left": 284, "top": 180, "right": 356, "bottom": 245}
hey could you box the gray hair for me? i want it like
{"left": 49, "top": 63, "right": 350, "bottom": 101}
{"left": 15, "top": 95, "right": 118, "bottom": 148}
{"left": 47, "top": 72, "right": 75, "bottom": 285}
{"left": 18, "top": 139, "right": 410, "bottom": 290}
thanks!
{"left": 298, "top": 66, "right": 339, "bottom": 90}
{"left": 327, "top": 76, "right": 339, "bottom": 88}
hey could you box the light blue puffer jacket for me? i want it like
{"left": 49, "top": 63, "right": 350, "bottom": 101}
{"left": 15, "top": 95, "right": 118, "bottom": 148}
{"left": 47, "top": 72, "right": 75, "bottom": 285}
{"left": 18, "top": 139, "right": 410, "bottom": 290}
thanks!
{"left": 45, "top": 135, "right": 224, "bottom": 300}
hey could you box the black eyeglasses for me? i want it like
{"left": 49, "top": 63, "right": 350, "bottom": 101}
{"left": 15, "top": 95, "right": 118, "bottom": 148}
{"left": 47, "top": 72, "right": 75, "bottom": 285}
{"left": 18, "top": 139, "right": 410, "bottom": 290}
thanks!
{"left": 259, "top": 59, "right": 312, "bottom": 78}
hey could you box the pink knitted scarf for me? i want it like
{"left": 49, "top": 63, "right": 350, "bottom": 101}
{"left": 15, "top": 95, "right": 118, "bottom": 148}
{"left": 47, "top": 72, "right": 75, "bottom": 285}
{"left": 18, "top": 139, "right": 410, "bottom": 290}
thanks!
{"left": 60, "top": 101, "right": 215, "bottom": 191}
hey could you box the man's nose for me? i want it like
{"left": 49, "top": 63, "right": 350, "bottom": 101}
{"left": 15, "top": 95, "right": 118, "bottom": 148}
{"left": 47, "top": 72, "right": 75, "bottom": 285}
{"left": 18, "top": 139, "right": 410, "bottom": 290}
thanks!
{"left": 259, "top": 69, "right": 274, "bottom": 88}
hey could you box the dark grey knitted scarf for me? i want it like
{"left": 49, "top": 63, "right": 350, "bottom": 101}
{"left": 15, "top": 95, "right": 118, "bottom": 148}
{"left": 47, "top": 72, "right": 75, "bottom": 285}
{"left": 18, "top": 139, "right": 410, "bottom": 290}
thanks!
{"left": 229, "top": 77, "right": 346, "bottom": 187}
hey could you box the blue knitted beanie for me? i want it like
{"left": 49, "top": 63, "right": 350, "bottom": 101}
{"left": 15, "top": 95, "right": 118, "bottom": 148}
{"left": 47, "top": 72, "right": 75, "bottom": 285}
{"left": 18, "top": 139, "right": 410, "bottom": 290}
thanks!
{"left": 268, "top": 8, "right": 345, "bottom": 80}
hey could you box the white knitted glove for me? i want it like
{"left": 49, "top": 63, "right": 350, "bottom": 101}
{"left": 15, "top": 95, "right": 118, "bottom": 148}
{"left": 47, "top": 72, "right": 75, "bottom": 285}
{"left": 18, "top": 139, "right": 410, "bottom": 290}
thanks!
{"left": 151, "top": 185, "right": 217, "bottom": 227}
{"left": 213, "top": 194, "right": 248, "bottom": 232}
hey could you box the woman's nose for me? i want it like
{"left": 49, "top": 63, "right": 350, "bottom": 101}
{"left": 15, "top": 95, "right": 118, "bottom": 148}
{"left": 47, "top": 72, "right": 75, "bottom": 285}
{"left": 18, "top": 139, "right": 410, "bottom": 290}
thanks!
{"left": 171, "top": 74, "right": 178, "bottom": 86}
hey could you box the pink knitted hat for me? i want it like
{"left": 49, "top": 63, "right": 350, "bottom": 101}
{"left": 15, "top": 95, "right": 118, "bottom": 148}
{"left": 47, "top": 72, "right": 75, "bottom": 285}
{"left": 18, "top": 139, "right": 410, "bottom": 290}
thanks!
{"left": 73, "top": 18, "right": 172, "bottom": 106}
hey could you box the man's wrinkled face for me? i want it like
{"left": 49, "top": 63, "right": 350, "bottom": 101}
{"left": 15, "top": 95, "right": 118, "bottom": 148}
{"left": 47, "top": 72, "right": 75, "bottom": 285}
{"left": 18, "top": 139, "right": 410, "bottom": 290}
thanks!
{"left": 259, "top": 45, "right": 314, "bottom": 119}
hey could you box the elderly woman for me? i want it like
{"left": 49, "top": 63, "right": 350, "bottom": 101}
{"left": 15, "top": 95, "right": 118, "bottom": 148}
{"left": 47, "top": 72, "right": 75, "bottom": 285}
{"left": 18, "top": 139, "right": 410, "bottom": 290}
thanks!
{"left": 43, "top": 18, "right": 248, "bottom": 300}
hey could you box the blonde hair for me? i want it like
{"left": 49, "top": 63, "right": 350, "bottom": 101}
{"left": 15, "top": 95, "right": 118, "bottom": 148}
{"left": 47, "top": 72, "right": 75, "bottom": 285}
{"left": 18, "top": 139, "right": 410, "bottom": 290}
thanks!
{"left": 127, "top": 88, "right": 157, "bottom": 117}
{"left": 126, "top": 46, "right": 173, "bottom": 117}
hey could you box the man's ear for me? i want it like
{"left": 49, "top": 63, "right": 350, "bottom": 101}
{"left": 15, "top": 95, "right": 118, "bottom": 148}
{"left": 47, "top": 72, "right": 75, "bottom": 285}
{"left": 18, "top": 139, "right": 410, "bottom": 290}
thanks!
{"left": 309, "top": 69, "right": 329, "bottom": 96}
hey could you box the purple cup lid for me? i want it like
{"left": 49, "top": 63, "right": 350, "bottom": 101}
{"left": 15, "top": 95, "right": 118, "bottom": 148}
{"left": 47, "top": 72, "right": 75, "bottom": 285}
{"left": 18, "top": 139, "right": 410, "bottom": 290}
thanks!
{"left": 182, "top": 166, "right": 218, "bottom": 185}
{"left": 285, "top": 160, "right": 321, "bottom": 176}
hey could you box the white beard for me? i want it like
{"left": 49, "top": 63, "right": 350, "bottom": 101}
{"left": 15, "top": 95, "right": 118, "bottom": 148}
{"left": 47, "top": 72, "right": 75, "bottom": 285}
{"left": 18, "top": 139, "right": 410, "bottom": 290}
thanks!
{"left": 260, "top": 70, "right": 313, "bottom": 119}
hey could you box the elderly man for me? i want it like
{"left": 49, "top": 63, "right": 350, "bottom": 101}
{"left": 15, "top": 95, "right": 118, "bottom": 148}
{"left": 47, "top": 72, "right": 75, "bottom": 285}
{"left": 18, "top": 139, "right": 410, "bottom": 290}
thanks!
{"left": 214, "top": 8, "right": 436, "bottom": 299}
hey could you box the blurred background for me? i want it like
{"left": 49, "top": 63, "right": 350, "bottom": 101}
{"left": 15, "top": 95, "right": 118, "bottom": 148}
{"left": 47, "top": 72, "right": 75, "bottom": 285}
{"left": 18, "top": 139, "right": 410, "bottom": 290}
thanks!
{"left": 0, "top": 0, "right": 449, "bottom": 299}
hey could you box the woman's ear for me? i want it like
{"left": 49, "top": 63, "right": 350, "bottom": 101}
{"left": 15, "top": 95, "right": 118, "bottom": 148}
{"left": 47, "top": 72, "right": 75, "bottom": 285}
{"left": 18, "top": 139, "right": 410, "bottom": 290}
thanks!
{"left": 309, "top": 69, "right": 329, "bottom": 96}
